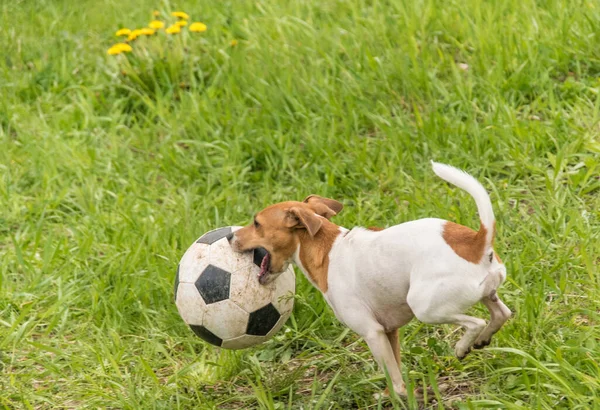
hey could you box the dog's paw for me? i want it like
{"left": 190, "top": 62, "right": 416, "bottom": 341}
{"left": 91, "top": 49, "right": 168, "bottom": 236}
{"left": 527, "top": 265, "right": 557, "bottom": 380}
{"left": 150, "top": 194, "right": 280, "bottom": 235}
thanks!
{"left": 455, "top": 345, "right": 472, "bottom": 360}
{"left": 395, "top": 385, "right": 408, "bottom": 397}
{"left": 374, "top": 386, "right": 408, "bottom": 400}
{"left": 373, "top": 391, "right": 389, "bottom": 401}
{"left": 473, "top": 338, "right": 491, "bottom": 350}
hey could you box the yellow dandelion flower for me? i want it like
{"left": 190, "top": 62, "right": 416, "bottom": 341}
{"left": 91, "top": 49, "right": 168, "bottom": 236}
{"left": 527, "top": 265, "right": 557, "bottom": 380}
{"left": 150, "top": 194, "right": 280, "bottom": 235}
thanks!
{"left": 149, "top": 20, "right": 164, "bottom": 29}
{"left": 107, "top": 43, "right": 131, "bottom": 55}
{"left": 171, "top": 11, "right": 190, "bottom": 19}
{"left": 165, "top": 24, "right": 181, "bottom": 34}
{"left": 153, "top": 10, "right": 160, "bottom": 17}
{"left": 115, "top": 28, "right": 131, "bottom": 37}
{"left": 128, "top": 29, "right": 143, "bottom": 41}
{"left": 230, "top": 39, "right": 238, "bottom": 46}
{"left": 140, "top": 28, "right": 155, "bottom": 35}
{"left": 107, "top": 46, "right": 122, "bottom": 55}
{"left": 115, "top": 43, "right": 133, "bottom": 52}
{"left": 189, "top": 22, "right": 207, "bottom": 32}
{"left": 107, "top": 43, "right": 133, "bottom": 55}
{"left": 175, "top": 20, "right": 188, "bottom": 27}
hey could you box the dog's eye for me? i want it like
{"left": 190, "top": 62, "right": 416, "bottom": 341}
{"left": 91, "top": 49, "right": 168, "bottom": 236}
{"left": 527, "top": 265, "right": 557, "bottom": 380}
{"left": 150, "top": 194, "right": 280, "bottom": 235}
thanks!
{"left": 254, "top": 219, "right": 260, "bottom": 228}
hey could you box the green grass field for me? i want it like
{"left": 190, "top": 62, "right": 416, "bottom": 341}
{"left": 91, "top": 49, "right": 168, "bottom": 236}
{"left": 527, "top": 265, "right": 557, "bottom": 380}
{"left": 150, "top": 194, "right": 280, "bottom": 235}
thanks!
{"left": 2, "top": 0, "right": 600, "bottom": 408}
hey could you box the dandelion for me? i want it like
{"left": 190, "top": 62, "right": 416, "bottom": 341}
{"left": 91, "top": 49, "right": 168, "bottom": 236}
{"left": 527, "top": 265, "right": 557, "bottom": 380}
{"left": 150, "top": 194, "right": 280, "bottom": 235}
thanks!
{"left": 149, "top": 20, "right": 164, "bottom": 29}
{"left": 230, "top": 39, "right": 238, "bottom": 46}
{"left": 140, "top": 28, "right": 155, "bottom": 35}
{"left": 116, "top": 43, "right": 132, "bottom": 52}
{"left": 107, "top": 43, "right": 132, "bottom": 55}
{"left": 175, "top": 20, "right": 188, "bottom": 27}
{"left": 165, "top": 24, "right": 181, "bottom": 34}
{"left": 171, "top": 11, "right": 190, "bottom": 19}
{"left": 153, "top": 10, "right": 160, "bottom": 17}
{"left": 189, "top": 22, "right": 207, "bottom": 32}
{"left": 115, "top": 28, "right": 131, "bottom": 37}
{"left": 128, "top": 29, "right": 143, "bottom": 41}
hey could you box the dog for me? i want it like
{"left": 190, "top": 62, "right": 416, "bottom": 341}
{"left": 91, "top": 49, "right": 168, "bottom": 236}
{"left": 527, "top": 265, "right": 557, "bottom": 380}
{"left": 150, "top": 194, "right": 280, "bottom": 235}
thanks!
{"left": 229, "top": 162, "right": 511, "bottom": 397}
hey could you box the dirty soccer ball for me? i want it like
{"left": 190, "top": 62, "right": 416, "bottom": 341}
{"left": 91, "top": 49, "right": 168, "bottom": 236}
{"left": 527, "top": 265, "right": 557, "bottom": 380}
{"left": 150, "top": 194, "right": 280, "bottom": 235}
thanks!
{"left": 174, "top": 226, "right": 295, "bottom": 349}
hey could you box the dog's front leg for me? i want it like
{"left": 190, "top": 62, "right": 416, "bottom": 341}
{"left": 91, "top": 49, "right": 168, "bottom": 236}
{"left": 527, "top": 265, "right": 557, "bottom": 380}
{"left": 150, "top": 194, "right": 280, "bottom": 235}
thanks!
{"left": 364, "top": 328, "right": 407, "bottom": 397}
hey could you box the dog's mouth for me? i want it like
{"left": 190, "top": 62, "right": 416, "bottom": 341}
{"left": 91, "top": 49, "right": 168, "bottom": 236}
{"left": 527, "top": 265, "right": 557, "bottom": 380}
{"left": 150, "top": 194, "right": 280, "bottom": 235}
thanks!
{"left": 258, "top": 250, "right": 271, "bottom": 285}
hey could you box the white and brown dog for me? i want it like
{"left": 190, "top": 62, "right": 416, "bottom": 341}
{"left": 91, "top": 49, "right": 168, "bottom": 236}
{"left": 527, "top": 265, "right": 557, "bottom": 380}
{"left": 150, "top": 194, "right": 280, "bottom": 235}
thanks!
{"left": 229, "top": 162, "right": 511, "bottom": 397}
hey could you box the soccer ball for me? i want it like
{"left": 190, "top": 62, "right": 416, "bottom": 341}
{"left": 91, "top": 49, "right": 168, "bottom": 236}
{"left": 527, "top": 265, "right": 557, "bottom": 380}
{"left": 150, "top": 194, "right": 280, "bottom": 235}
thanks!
{"left": 174, "top": 226, "right": 295, "bottom": 349}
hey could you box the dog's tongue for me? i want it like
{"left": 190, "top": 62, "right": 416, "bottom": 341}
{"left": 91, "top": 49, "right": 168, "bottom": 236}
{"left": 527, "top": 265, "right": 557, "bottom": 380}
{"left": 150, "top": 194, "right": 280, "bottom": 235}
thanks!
{"left": 259, "top": 252, "right": 271, "bottom": 278}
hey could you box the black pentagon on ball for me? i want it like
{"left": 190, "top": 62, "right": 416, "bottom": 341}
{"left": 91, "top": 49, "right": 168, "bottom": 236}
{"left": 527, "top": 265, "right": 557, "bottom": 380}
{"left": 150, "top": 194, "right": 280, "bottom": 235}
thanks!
{"left": 253, "top": 247, "right": 269, "bottom": 268}
{"left": 196, "top": 227, "right": 232, "bottom": 245}
{"left": 195, "top": 264, "right": 231, "bottom": 304}
{"left": 189, "top": 324, "right": 223, "bottom": 346}
{"left": 246, "top": 303, "right": 281, "bottom": 336}
{"left": 174, "top": 265, "right": 180, "bottom": 302}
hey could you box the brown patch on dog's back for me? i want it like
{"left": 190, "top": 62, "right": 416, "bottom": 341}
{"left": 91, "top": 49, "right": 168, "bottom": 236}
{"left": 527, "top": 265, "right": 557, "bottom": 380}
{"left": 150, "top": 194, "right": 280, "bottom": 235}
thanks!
{"left": 368, "top": 227, "right": 384, "bottom": 231}
{"left": 298, "top": 221, "right": 340, "bottom": 293}
{"left": 443, "top": 221, "right": 487, "bottom": 264}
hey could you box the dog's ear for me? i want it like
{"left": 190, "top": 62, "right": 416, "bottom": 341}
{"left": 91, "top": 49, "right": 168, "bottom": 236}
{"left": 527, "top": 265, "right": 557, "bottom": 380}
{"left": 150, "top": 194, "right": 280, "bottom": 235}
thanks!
{"left": 303, "top": 195, "right": 343, "bottom": 219}
{"left": 285, "top": 206, "right": 323, "bottom": 237}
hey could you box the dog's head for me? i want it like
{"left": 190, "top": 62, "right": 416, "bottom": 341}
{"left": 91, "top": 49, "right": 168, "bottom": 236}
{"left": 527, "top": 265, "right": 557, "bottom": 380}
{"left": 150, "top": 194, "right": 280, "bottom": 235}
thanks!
{"left": 229, "top": 195, "right": 343, "bottom": 284}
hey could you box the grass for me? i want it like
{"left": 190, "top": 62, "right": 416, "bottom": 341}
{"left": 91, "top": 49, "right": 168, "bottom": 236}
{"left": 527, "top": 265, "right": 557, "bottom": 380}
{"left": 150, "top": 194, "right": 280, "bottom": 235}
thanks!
{"left": 1, "top": 0, "right": 600, "bottom": 408}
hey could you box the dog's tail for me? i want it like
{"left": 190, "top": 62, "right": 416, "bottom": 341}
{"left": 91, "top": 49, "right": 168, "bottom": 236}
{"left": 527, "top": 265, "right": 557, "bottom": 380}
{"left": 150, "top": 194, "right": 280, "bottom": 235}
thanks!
{"left": 431, "top": 161, "right": 495, "bottom": 248}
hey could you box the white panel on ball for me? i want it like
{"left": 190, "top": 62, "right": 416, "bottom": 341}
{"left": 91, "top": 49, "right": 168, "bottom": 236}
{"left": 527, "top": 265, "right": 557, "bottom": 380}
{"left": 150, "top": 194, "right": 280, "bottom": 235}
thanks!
{"left": 271, "top": 269, "right": 295, "bottom": 315}
{"left": 209, "top": 236, "right": 252, "bottom": 274}
{"left": 202, "top": 299, "right": 250, "bottom": 340}
{"left": 175, "top": 283, "right": 207, "bottom": 326}
{"left": 178, "top": 243, "right": 210, "bottom": 283}
{"left": 229, "top": 268, "right": 275, "bottom": 313}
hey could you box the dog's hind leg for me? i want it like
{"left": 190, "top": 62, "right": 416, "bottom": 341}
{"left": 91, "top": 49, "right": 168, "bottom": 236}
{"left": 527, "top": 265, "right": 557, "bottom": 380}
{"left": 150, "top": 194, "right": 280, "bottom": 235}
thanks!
{"left": 408, "top": 285, "right": 487, "bottom": 359}
{"left": 473, "top": 292, "right": 511, "bottom": 349}
{"left": 410, "top": 304, "right": 486, "bottom": 359}
{"left": 429, "top": 314, "right": 487, "bottom": 359}
{"left": 451, "top": 315, "right": 487, "bottom": 359}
